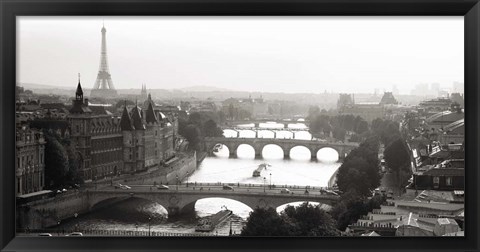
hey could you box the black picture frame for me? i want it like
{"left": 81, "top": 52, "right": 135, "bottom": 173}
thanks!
{"left": 1, "top": 0, "right": 479, "bottom": 251}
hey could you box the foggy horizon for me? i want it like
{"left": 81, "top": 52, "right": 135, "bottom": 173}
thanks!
{"left": 17, "top": 16, "right": 464, "bottom": 95}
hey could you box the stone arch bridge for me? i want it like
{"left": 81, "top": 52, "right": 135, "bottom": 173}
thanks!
{"left": 204, "top": 137, "right": 359, "bottom": 160}
{"left": 88, "top": 186, "right": 339, "bottom": 217}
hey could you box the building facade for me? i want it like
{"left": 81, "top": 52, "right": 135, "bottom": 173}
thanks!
{"left": 15, "top": 125, "right": 46, "bottom": 195}
{"left": 68, "top": 81, "right": 123, "bottom": 180}
{"left": 120, "top": 95, "right": 177, "bottom": 174}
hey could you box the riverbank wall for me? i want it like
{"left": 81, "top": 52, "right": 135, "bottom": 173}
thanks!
{"left": 328, "top": 166, "right": 340, "bottom": 188}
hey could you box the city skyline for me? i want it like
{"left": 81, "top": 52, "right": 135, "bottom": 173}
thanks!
{"left": 17, "top": 16, "right": 463, "bottom": 94}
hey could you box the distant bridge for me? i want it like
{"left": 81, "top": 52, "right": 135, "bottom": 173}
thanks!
{"left": 223, "top": 119, "right": 308, "bottom": 128}
{"left": 221, "top": 126, "right": 310, "bottom": 138}
{"left": 88, "top": 184, "right": 340, "bottom": 217}
{"left": 204, "top": 137, "right": 359, "bottom": 160}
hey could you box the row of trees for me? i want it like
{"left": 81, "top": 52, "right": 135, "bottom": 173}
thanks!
{"left": 241, "top": 203, "right": 339, "bottom": 236}
{"left": 178, "top": 111, "right": 224, "bottom": 151}
{"left": 241, "top": 195, "right": 387, "bottom": 236}
{"left": 371, "top": 118, "right": 401, "bottom": 147}
{"left": 308, "top": 111, "right": 369, "bottom": 142}
{"left": 370, "top": 118, "right": 412, "bottom": 193}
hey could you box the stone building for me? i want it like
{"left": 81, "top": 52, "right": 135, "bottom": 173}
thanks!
{"left": 379, "top": 92, "right": 399, "bottom": 105}
{"left": 15, "top": 125, "right": 46, "bottom": 195}
{"left": 68, "top": 80, "right": 123, "bottom": 181}
{"left": 120, "top": 95, "right": 177, "bottom": 174}
{"left": 340, "top": 103, "right": 385, "bottom": 123}
{"left": 337, "top": 93, "right": 355, "bottom": 111}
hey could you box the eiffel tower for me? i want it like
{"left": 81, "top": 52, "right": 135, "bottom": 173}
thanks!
{"left": 90, "top": 24, "right": 118, "bottom": 98}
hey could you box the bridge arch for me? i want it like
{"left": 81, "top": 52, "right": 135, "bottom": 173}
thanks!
{"left": 288, "top": 145, "right": 312, "bottom": 160}
{"left": 181, "top": 197, "right": 254, "bottom": 218}
{"left": 238, "top": 129, "right": 256, "bottom": 138}
{"left": 315, "top": 147, "right": 340, "bottom": 162}
{"left": 276, "top": 201, "right": 332, "bottom": 213}
{"left": 261, "top": 144, "right": 286, "bottom": 159}
{"left": 222, "top": 129, "right": 239, "bottom": 138}
{"left": 257, "top": 129, "right": 276, "bottom": 139}
{"left": 275, "top": 130, "right": 295, "bottom": 139}
{"left": 236, "top": 144, "right": 255, "bottom": 158}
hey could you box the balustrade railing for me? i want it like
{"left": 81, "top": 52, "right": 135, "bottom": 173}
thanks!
{"left": 18, "top": 228, "right": 213, "bottom": 237}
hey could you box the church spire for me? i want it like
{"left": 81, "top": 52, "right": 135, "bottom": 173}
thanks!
{"left": 75, "top": 73, "right": 83, "bottom": 101}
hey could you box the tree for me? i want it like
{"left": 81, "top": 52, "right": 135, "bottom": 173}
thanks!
{"left": 241, "top": 208, "right": 293, "bottom": 236}
{"left": 182, "top": 124, "right": 203, "bottom": 151}
{"left": 384, "top": 137, "right": 411, "bottom": 193}
{"left": 332, "top": 127, "right": 346, "bottom": 142}
{"left": 62, "top": 138, "right": 83, "bottom": 185}
{"left": 282, "top": 203, "right": 339, "bottom": 236}
{"left": 203, "top": 119, "right": 223, "bottom": 137}
{"left": 331, "top": 192, "right": 386, "bottom": 231}
{"left": 43, "top": 132, "right": 69, "bottom": 189}
{"left": 336, "top": 157, "right": 373, "bottom": 196}
{"left": 241, "top": 204, "right": 340, "bottom": 236}
{"left": 336, "top": 136, "right": 381, "bottom": 197}
{"left": 354, "top": 120, "right": 369, "bottom": 135}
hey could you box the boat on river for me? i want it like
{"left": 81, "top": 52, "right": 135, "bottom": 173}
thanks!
{"left": 252, "top": 163, "right": 270, "bottom": 177}
{"left": 195, "top": 209, "right": 233, "bottom": 232}
{"left": 213, "top": 144, "right": 223, "bottom": 152}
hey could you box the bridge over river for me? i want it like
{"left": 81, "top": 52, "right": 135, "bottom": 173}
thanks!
{"left": 223, "top": 119, "right": 308, "bottom": 128}
{"left": 89, "top": 183, "right": 340, "bottom": 216}
{"left": 204, "top": 137, "right": 359, "bottom": 160}
{"left": 18, "top": 183, "right": 340, "bottom": 229}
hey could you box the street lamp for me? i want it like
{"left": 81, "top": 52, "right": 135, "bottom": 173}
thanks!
{"left": 57, "top": 220, "right": 61, "bottom": 236}
{"left": 263, "top": 177, "right": 266, "bottom": 192}
{"left": 74, "top": 213, "right": 78, "bottom": 231}
{"left": 135, "top": 222, "right": 138, "bottom": 235}
{"left": 269, "top": 173, "right": 272, "bottom": 189}
{"left": 148, "top": 217, "right": 151, "bottom": 236}
{"left": 110, "top": 171, "right": 113, "bottom": 186}
{"left": 186, "top": 172, "right": 189, "bottom": 187}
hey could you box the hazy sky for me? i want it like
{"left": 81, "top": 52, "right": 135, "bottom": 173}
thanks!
{"left": 17, "top": 16, "right": 463, "bottom": 94}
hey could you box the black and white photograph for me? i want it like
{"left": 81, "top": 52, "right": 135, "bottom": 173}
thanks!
{"left": 15, "top": 16, "right": 465, "bottom": 238}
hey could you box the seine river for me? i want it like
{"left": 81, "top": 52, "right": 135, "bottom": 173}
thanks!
{"left": 57, "top": 122, "right": 341, "bottom": 236}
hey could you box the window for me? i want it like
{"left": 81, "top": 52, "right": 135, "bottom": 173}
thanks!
{"left": 446, "top": 177, "right": 453, "bottom": 186}
{"left": 433, "top": 176, "right": 440, "bottom": 188}
{"left": 76, "top": 125, "right": 80, "bottom": 133}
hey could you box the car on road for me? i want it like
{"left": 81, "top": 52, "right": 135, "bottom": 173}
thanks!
{"left": 320, "top": 188, "right": 338, "bottom": 196}
{"left": 222, "top": 185, "right": 234, "bottom": 190}
{"left": 280, "top": 188, "right": 290, "bottom": 194}
{"left": 38, "top": 233, "right": 52, "bottom": 237}
{"left": 66, "top": 232, "right": 83, "bottom": 236}
{"left": 156, "top": 185, "right": 169, "bottom": 190}
{"left": 115, "top": 184, "right": 131, "bottom": 190}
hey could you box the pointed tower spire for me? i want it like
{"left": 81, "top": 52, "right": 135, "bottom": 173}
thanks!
{"left": 120, "top": 103, "right": 134, "bottom": 130}
{"left": 131, "top": 104, "right": 145, "bottom": 130}
{"left": 75, "top": 73, "right": 83, "bottom": 101}
{"left": 145, "top": 101, "right": 158, "bottom": 124}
